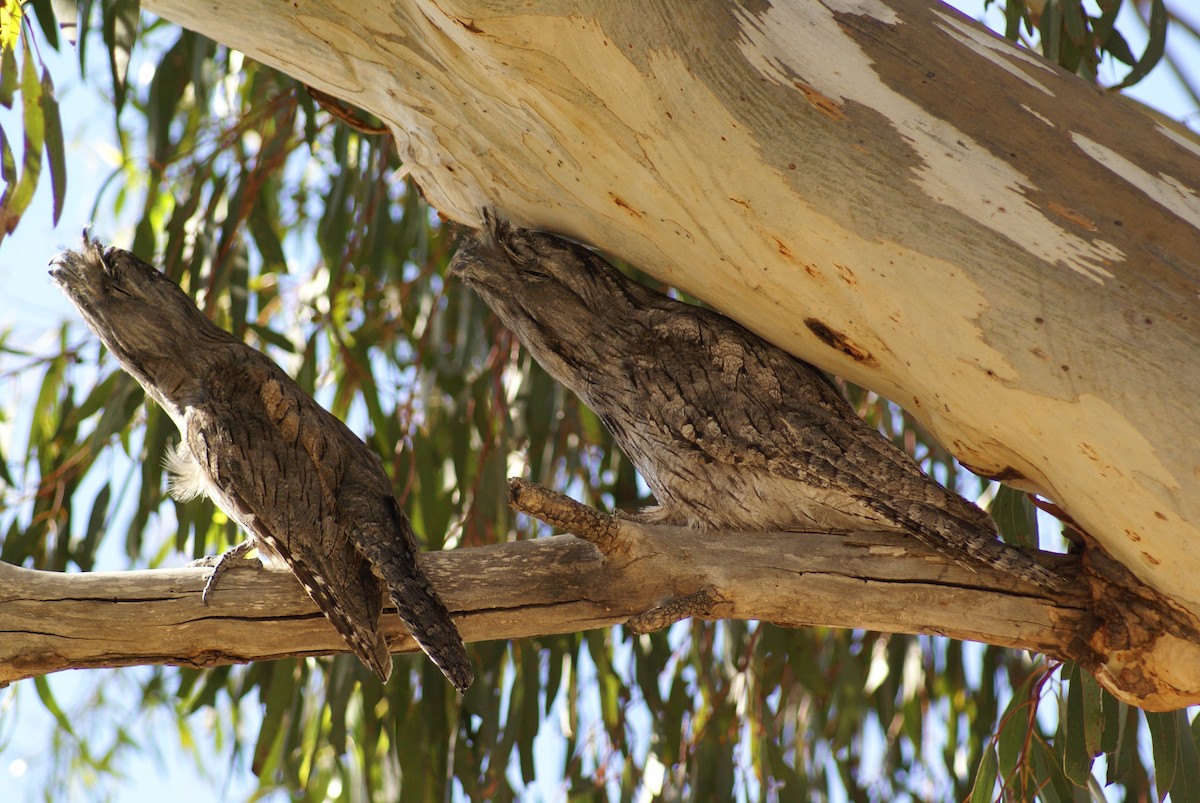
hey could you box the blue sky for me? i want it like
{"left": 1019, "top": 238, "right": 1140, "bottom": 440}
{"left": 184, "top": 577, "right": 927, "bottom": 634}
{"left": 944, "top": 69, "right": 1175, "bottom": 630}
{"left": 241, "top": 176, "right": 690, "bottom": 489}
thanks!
{"left": 0, "top": 2, "right": 1197, "bottom": 801}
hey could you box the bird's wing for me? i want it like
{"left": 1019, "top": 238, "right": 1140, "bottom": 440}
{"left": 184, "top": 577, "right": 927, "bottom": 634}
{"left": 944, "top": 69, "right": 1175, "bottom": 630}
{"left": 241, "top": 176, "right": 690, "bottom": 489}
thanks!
{"left": 641, "top": 306, "right": 995, "bottom": 526}
{"left": 336, "top": 477, "right": 475, "bottom": 692}
{"left": 185, "top": 356, "right": 393, "bottom": 681}
{"left": 617, "top": 292, "right": 1059, "bottom": 583}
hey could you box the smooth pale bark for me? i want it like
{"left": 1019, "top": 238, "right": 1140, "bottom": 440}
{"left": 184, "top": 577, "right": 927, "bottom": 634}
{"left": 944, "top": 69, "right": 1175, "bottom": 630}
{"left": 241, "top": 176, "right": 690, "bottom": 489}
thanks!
{"left": 129, "top": 0, "right": 1200, "bottom": 700}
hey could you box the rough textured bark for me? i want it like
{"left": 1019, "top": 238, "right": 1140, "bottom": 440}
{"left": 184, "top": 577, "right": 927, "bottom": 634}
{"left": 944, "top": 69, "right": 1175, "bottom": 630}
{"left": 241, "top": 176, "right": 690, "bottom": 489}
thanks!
{"left": 139, "top": 0, "right": 1200, "bottom": 619}
{"left": 50, "top": 235, "right": 472, "bottom": 691}
{"left": 0, "top": 526, "right": 1089, "bottom": 685}
{"left": 2, "top": 494, "right": 1197, "bottom": 710}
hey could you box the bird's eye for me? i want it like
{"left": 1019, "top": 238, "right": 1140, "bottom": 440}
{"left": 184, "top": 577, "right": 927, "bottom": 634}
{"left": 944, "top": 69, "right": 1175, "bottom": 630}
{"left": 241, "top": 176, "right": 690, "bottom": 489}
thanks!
{"left": 106, "top": 279, "right": 133, "bottom": 297}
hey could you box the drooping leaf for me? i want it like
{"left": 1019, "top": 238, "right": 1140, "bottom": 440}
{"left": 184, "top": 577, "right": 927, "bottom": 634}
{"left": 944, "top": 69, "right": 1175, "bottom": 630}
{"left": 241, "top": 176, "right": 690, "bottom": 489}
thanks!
{"left": 33, "top": 675, "right": 76, "bottom": 738}
{"left": 1168, "top": 709, "right": 1200, "bottom": 803}
{"left": 1063, "top": 662, "right": 1095, "bottom": 786}
{"left": 40, "top": 66, "right": 65, "bottom": 223}
{"left": 1033, "top": 734, "right": 1075, "bottom": 803}
{"left": 1147, "top": 709, "right": 1179, "bottom": 801}
{"left": 0, "top": 43, "right": 44, "bottom": 241}
{"left": 0, "top": 39, "right": 17, "bottom": 106}
{"left": 1114, "top": 0, "right": 1167, "bottom": 90}
{"left": 969, "top": 743, "right": 999, "bottom": 803}
{"left": 42, "top": 0, "right": 73, "bottom": 48}
{"left": 101, "top": 0, "right": 139, "bottom": 110}
{"left": 991, "top": 484, "right": 1039, "bottom": 549}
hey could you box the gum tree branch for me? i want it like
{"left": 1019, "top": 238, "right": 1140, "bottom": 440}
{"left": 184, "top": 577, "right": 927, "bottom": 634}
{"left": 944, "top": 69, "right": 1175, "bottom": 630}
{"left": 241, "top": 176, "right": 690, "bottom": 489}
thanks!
{"left": 3, "top": 497, "right": 1197, "bottom": 709}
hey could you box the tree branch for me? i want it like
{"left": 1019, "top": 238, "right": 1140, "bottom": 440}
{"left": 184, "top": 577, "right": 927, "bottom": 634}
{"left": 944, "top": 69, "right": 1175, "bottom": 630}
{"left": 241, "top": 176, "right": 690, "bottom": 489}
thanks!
{"left": 4, "top": 495, "right": 1197, "bottom": 709}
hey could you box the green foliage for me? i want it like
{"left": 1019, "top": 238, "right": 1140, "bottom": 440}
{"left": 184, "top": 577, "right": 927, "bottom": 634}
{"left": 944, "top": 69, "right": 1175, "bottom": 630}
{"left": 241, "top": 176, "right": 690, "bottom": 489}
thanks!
{"left": 0, "top": 2, "right": 66, "bottom": 245}
{"left": 985, "top": 0, "right": 1169, "bottom": 87}
{"left": 0, "top": 2, "right": 1197, "bottom": 801}
{"left": 0, "top": 0, "right": 21, "bottom": 52}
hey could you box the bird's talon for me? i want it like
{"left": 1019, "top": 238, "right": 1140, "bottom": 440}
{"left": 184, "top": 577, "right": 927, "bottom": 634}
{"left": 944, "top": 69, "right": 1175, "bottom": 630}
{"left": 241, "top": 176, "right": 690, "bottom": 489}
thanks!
{"left": 194, "top": 540, "right": 260, "bottom": 603}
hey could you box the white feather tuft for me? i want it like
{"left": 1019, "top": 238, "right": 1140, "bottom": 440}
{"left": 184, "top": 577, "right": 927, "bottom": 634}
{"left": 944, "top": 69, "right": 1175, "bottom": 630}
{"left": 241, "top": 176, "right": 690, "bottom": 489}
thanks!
{"left": 163, "top": 441, "right": 210, "bottom": 503}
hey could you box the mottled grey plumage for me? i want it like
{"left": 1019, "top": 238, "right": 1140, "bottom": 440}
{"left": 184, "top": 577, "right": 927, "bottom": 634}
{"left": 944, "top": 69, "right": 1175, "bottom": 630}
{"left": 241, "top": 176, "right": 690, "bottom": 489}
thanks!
{"left": 451, "top": 218, "right": 1060, "bottom": 588}
{"left": 50, "top": 231, "right": 473, "bottom": 690}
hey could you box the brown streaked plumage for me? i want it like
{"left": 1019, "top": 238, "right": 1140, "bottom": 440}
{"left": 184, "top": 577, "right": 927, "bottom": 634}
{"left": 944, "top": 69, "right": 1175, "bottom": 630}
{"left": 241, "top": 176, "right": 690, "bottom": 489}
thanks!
{"left": 51, "top": 230, "right": 473, "bottom": 690}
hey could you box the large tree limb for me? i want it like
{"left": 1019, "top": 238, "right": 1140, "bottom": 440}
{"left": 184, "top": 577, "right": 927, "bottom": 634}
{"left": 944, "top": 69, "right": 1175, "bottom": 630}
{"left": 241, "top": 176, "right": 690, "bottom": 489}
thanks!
{"left": 139, "top": 0, "right": 1200, "bottom": 624}
{"left": 3, "top": 486, "right": 1199, "bottom": 709}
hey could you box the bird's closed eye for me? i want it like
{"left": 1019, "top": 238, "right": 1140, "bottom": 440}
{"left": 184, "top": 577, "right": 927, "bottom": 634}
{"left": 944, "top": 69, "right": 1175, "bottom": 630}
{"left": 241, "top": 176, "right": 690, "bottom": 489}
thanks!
{"left": 105, "top": 279, "right": 133, "bottom": 297}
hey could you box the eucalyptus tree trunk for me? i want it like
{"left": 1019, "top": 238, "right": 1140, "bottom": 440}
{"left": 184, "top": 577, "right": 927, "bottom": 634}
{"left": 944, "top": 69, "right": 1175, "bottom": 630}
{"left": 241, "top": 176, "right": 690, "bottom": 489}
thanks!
{"left": 123, "top": 0, "right": 1200, "bottom": 706}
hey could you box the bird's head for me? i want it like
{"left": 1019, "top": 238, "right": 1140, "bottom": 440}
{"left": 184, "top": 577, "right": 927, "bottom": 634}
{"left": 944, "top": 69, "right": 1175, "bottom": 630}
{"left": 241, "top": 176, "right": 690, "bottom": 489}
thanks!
{"left": 449, "top": 215, "right": 660, "bottom": 391}
{"left": 50, "top": 229, "right": 229, "bottom": 403}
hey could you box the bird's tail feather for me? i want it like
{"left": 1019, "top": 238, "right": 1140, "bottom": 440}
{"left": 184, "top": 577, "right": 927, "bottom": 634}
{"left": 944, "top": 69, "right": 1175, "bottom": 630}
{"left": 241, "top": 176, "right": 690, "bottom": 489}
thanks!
{"left": 353, "top": 514, "right": 474, "bottom": 692}
{"left": 387, "top": 576, "right": 474, "bottom": 692}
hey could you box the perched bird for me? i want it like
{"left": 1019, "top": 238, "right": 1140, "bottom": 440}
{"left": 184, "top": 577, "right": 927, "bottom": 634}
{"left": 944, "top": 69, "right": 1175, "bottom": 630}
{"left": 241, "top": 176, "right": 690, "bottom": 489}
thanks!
{"left": 51, "top": 231, "right": 473, "bottom": 690}
{"left": 450, "top": 217, "right": 1060, "bottom": 588}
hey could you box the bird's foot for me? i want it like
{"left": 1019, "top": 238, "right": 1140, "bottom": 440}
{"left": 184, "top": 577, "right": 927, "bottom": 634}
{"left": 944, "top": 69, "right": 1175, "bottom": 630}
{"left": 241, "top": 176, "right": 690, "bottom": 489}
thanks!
{"left": 190, "top": 540, "right": 262, "bottom": 604}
